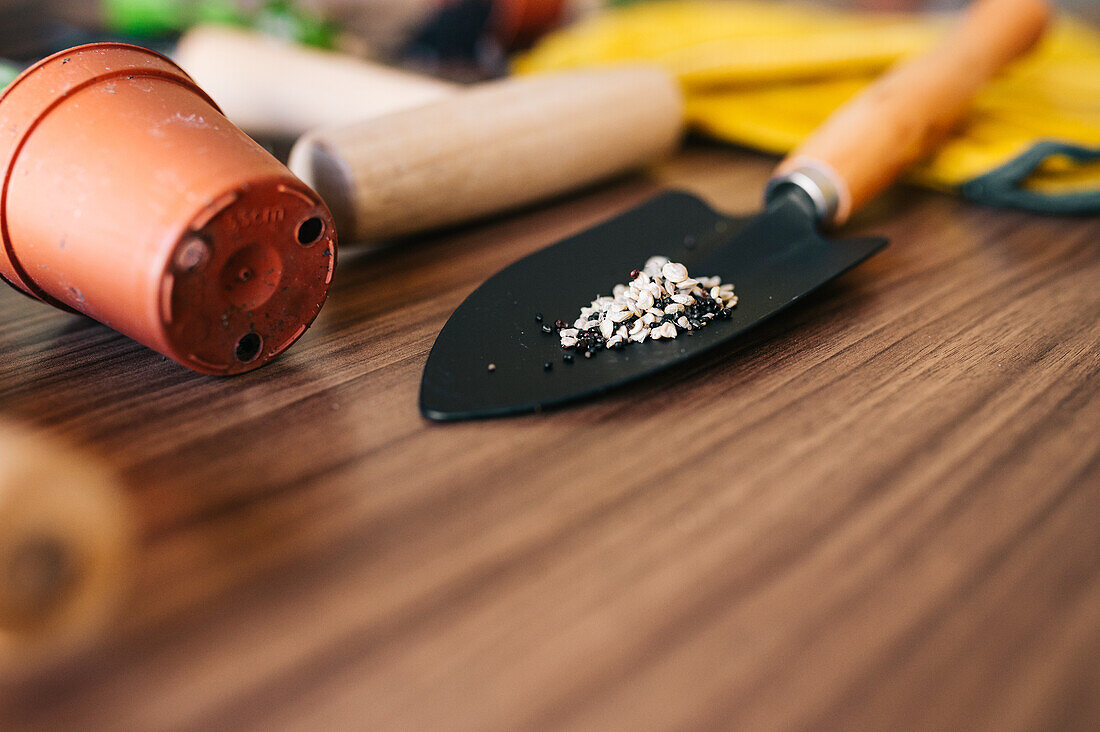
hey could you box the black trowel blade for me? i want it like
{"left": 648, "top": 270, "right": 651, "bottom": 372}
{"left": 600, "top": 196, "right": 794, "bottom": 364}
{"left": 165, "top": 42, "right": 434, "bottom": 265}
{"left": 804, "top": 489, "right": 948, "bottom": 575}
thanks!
{"left": 420, "top": 190, "right": 885, "bottom": 421}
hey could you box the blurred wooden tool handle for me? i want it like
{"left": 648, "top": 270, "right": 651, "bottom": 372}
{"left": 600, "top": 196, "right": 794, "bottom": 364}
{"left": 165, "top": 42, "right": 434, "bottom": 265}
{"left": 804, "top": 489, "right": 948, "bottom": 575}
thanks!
{"left": 173, "top": 25, "right": 455, "bottom": 138}
{"left": 288, "top": 66, "right": 684, "bottom": 242}
{"left": 0, "top": 423, "right": 133, "bottom": 677}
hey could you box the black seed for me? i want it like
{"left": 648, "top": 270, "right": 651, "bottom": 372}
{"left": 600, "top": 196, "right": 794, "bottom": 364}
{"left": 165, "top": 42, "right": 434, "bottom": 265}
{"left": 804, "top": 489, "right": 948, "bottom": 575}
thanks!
{"left": 684, "top": 235, "right": 695, "bottom": 248}
{"left": 541, "top": 324, "right": 552, "bottom": 334}
{"left": 629, "top": 268, "right": 640, "bottom": 279}
{"left": 611, "top": 340, "right": 625, "bottom": 350}
{"left": 535, "top": 312, "right": 543, "bottom": 322}
{"left": 543, "top": 361, "right": 553, "bottom": 371}
{"left": 554, "top": 319, "right": 567, "bottom": 329}
{"left": 719, "top": 308, "right": 733, "bottom": 319}
{"left": 562, "top": 352, "right": 574, "bottom": 363}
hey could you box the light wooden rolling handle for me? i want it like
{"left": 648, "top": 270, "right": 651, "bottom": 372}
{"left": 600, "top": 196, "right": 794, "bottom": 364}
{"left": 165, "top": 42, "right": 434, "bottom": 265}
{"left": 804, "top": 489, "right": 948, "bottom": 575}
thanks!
{"left": 174, "top": 25, "right": 455, "bottom": 138}
{"left": 770, "top": 0, "right": 1050, "bottom": 226}
{"left": 0, "top": 423, "right": 133, "bottom": 677}
{"left": 288, "top": 66, "right": 684, "bottom": 242}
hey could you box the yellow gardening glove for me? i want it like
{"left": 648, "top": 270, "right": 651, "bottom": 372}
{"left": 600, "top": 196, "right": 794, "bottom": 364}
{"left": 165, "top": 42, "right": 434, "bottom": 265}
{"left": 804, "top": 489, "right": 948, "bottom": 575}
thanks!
{"left": 517, "top": 1, "right": 1100, "bottom": 213}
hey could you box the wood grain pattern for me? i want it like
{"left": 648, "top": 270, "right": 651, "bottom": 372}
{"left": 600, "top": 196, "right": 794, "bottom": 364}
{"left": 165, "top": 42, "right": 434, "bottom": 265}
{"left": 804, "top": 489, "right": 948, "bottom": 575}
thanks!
{"left": 0, "top": 141, "right": 1097, "bottom": 730}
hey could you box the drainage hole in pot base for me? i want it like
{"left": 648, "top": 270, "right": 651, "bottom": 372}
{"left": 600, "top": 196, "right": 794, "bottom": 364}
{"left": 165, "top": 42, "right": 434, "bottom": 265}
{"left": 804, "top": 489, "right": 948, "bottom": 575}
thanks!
{"left": 235, "top": 333, "right": 263, "bottom": 363}
{"left": 296, "top": 217, "right": 324, "bottom": 246}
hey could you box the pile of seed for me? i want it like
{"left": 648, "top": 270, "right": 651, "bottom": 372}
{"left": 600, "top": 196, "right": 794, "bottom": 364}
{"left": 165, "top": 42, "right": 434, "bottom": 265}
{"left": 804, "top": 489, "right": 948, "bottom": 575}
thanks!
{"left": 555, "top": 256, "right": 737, "bottom": 356}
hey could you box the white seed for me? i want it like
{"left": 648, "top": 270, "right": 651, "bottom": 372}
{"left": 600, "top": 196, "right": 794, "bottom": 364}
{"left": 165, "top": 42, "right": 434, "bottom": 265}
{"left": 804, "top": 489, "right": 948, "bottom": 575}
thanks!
{"left": 636, "top": 290, "right": 654, "bottom": 311}
{"left": 644, "top": 256, "right": 669, "bottom": 275}
{"left": 710, "top": 286, "right": 722, "bottom": 301}
{"left": 665, "top": 303, "right": 684, "bottom": 314}
{"left": 616, "top": 325, "right": 628, "bottom": 340}
{"left": 629, "top": 328, "right": 649, "bottom": 343}
{"left": 677, "top": 315, "right": 690, "bottom": 329}
{"left": 648, "top": 307, "right": 664, "bottom": 317}
{"left": 676, "top": 278, "right": 699, "bottom": 290}
{"left": 612, "top": 284, "right": 627, "bottom": 298}
{"left": 606, "top": 334, "right": 623, "bottom": 348}
{"left": 560, "top": 336, "right": 578, "bottom": 348}
{"left": 655, "top": 322, "right": 678, "bottom": 339}
{"left": 671, "top": 293, "right": 692, "bottom": 305}
{"left": 609, "top": 308, "right": 632, "bottom": 324}
{"left": 573, "top": 318, "right": 589, "bottom": 330}
{"left": 662, "top": 262, "right": 689, "bottom": 283}
{"left": 726, "top": 295, "right": 739, "bottom": 307}
{"left": 642, "top": 312, "right": 657, "bottom": 326}
{"left": 599, "top": 318, "right": 614, "bottom": 339}
{"left": 629, "top": 319, "right": 646, "bottom": 336}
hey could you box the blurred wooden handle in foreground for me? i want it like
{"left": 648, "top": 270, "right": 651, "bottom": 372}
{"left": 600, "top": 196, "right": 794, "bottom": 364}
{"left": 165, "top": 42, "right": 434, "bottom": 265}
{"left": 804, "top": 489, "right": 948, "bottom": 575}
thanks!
{"left": 0, "top": 422, "right": 133, "bottom": 679}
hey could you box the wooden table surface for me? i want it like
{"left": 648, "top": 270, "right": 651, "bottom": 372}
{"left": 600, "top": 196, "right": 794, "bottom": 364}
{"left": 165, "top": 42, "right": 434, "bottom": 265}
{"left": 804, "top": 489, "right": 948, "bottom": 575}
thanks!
{"left": 1, "top": 141, "right": 1098, "bottom": 729}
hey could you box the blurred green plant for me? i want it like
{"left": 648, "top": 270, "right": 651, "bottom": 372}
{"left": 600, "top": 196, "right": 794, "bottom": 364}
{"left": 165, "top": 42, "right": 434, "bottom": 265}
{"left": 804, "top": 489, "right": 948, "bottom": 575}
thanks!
{"left": 0, "top": 60, "right": 18, "bottom": 90}
{"left": 102, "top": 0, "right": 337, "bottom": 47}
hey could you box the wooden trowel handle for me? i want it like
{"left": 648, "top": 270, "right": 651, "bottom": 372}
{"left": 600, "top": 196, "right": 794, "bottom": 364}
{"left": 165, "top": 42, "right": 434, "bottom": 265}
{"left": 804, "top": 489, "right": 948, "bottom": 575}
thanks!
{"left": 770, "top": 0, "right": 1050, "bottom": 226}
{"left": 288, "top": 66, "right": 684, "bottom": 242}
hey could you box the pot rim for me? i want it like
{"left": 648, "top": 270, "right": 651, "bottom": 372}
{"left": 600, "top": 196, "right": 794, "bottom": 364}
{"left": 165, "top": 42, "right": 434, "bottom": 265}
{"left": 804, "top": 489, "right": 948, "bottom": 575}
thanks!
{"left": 0, "top": 43, "right": 221, "bottom": 307}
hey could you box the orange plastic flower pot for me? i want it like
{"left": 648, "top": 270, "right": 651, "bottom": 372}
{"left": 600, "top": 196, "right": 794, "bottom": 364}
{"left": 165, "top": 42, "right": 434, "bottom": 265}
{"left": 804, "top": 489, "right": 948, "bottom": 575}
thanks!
{"left": 0, "top": 43, "right": 336, "bottom": 375}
